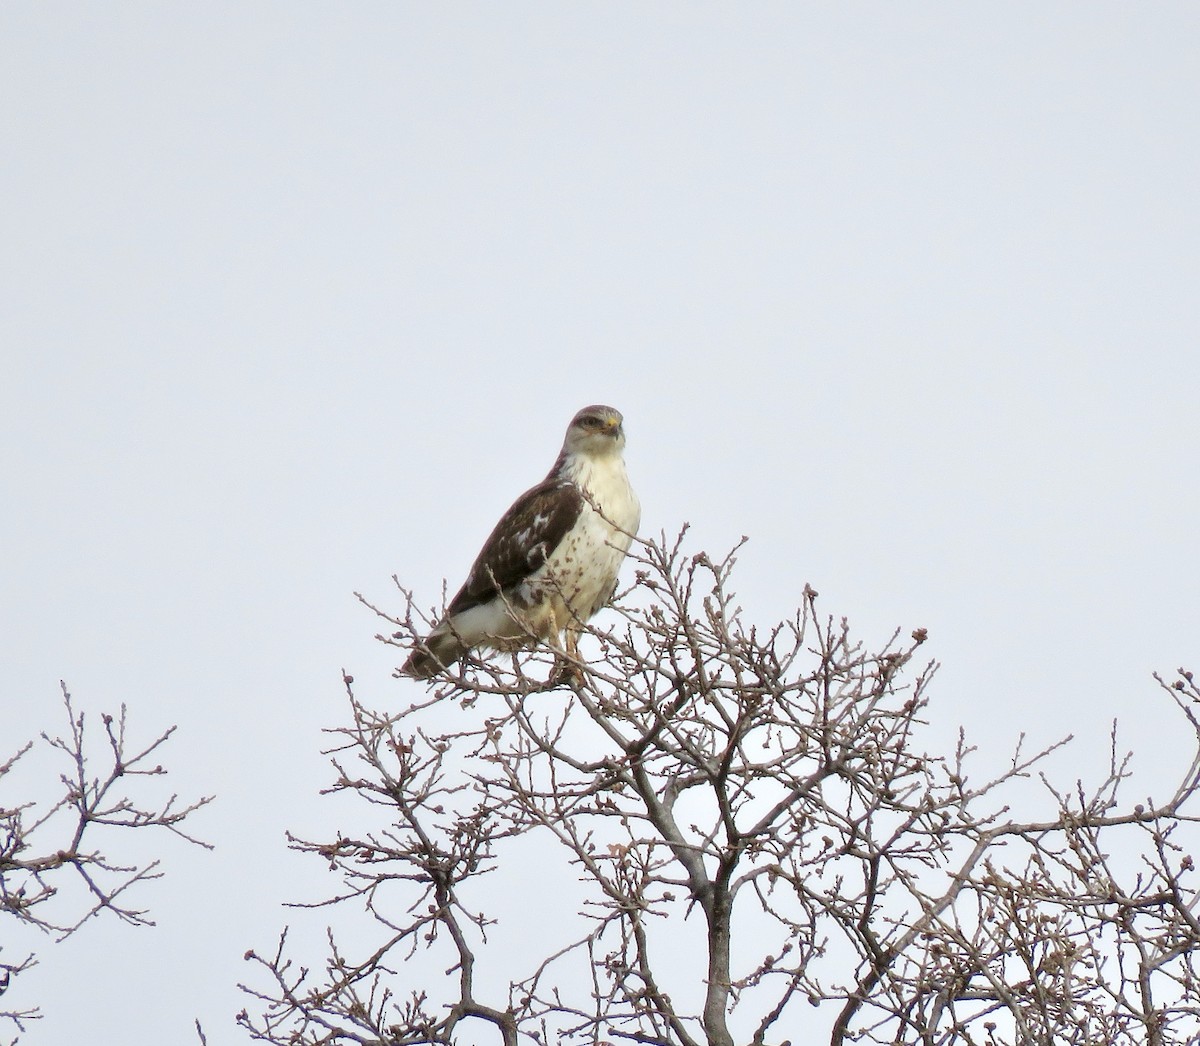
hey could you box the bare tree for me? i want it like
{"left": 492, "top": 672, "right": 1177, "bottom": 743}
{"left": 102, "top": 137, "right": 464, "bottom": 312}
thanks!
{"left": 0, "top": 683, "right": 213, "bottom": 1041}
{"left": 240, "top": 531, "right": 1200, "bottom": 1045}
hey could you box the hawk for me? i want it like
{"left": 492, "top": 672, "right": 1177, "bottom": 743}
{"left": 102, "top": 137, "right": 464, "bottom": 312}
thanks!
{"left": 402, "top": 404, "right": 641, "bottom": 679}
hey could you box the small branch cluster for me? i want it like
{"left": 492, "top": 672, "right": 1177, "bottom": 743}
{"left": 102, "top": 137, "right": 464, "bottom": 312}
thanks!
{"left": 241, "top": 531, "right": 1200, "bottom": 1045}
{"left": 0, "top": 682, "right": 213, "bottom": 1040}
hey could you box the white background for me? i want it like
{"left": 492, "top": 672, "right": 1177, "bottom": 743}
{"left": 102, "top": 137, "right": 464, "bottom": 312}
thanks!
{"left": 3, "top": 5, "right": 1199, "bottom": 1043}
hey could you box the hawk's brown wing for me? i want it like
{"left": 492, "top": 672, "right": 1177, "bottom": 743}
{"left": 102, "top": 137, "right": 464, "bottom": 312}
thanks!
{"left": 445, "top": 478, "right": 583, "bottom": 617}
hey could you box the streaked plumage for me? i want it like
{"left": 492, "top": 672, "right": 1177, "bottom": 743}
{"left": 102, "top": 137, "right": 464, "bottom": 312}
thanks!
{"left": 402, "top": 405, "right": 640, "bottom": 679}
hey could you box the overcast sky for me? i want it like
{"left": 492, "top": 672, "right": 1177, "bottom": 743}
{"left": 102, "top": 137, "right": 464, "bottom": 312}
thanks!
{"left": 3, "top": 5, "right": 1199, "bottom": 1043}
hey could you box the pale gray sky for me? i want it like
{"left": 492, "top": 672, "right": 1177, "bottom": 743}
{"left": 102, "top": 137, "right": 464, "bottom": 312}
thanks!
{"left": 3, "top": 5, "right": 1199, "bottom": 1043}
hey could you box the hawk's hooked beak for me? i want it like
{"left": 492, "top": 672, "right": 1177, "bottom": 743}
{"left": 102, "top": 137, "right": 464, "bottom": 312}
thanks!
{"left": 604, "top": 414, "right": 623, "bottom": 435}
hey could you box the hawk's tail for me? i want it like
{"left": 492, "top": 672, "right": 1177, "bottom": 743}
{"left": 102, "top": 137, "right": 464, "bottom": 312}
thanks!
{"left": 400, "top": 628, "right": 467, "bottom": 680}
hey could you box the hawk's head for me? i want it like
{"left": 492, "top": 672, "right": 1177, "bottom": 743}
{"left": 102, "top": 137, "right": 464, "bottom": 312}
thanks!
{"left": 563, "top": 404, "right": 626, "bottom": 457}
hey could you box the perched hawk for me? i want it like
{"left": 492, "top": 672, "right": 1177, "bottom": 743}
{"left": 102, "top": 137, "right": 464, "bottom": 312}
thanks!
{"left": 402, "top": 404, "right": 641, "bottom": 679}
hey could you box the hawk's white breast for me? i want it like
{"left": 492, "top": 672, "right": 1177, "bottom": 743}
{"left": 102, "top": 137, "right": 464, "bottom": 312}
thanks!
{"left": 530, "top": 448, "right": 640, "bottom": 628}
